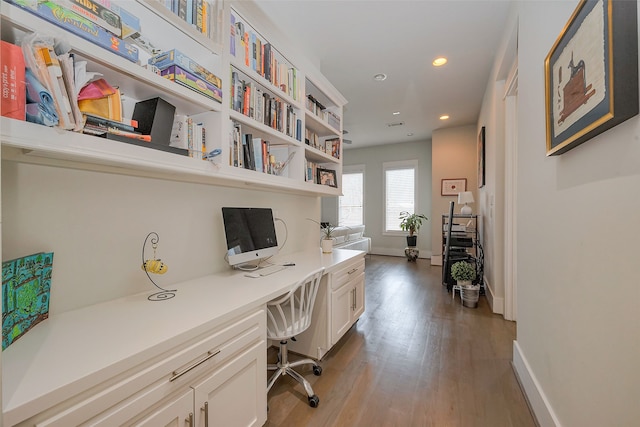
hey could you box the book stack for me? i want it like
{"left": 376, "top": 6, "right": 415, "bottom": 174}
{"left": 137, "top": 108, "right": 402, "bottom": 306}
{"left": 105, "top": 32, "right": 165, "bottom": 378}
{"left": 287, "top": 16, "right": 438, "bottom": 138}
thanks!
{"left": 150, "top": 49, "right": 222, "bottom": 103}
{"left": 6, "top": 0, "right": 139, "bottom": 63}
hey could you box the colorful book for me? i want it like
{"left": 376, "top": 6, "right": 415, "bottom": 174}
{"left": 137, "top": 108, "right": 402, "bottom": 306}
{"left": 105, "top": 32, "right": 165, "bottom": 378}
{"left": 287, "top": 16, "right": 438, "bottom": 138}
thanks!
{"left": 0, "top": 41, "right": 26, "bottom": 121}
{"left": 149, "top": 49, "right": 222, "bottom": 89}
{"left": 6, "top": 0, "right": 139, "bottom": 63}
{"left": 160, "top": 65, "right": 222, "bottom": 103}
{"left": 57, "top": 0, "right": 122, "bottom": 37}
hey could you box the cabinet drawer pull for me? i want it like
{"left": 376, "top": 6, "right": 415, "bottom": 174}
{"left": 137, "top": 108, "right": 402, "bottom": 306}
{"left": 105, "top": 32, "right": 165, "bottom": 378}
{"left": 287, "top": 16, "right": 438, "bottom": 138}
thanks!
{"left": 203, "top": 401, "right": 209, "bottom": 427}
{"left": 170, "top": 350, "right": 221, "bottom": 382}
{"left": 188, "top": 412, "right": 194, "bottom": 427}
{"left": 347, "top": 268, "right": 358, "bottom": 275}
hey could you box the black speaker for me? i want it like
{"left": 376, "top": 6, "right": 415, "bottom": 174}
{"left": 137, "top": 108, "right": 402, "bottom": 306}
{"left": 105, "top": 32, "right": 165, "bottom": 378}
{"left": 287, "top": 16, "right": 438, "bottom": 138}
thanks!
{"left": 132, "top": 97, "right": 175, "bottom": 146}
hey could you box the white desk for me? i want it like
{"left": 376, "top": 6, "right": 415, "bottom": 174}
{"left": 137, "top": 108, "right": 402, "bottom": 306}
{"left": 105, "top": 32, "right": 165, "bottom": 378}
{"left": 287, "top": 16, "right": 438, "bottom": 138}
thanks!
{"left": 2, "top": 248, "right": 365, "bottom": 426}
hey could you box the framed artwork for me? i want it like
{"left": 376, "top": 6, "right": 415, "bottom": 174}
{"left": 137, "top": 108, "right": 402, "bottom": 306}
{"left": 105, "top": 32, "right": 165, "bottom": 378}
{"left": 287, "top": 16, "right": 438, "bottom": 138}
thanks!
{"left": 441, "top": 178, "right": 466, "bottom": 196}
{"left": 317, "top": 168, "right": 337, "bottom": 187}
{"left": 478, "top": 126, "right": 485, "bottom": 188}
{"left": 544, "top": 0, "right": 638, "bottom": 156}
{"left": 2, "top": 252, "right": 54, "bottom": 350}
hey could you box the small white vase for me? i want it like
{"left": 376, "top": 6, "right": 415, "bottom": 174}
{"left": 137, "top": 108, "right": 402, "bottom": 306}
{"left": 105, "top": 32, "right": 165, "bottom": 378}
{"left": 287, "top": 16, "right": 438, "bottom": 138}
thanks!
{"left": 321, "top": 238, "right": 333, "bottom": 253}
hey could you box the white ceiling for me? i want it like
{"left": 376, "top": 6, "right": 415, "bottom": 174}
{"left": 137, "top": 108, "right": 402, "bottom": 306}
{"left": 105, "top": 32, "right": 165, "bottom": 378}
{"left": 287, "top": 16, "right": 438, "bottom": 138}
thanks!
{"left": 254, "top": 0, "right": 512, "bottom": 149}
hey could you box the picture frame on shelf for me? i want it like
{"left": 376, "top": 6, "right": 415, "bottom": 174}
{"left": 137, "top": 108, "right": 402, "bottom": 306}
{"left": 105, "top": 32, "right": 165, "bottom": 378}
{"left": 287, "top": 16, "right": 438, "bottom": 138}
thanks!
{"left": 477, "top": 126, "right": 485, "bottom": 188}
{"left": 441, "top": 178, "right": 466, "bottom": 196}
{"left": 544, "top": 0, "right": 638, "bottom": 156}
{"left": 317, "top": 168, "right": 337, "bottom": 187}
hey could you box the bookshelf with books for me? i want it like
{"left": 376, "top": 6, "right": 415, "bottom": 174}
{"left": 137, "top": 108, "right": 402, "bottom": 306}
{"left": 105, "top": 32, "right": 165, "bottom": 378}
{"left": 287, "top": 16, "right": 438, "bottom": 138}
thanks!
{"left": 303, "top": 75, "right": 344, "bottom": 191}
{"left": 0, "top": 0, "right": 347, "bottom": 424}
{"left": 0, "top": 0, "right": 345, "bottom": 199}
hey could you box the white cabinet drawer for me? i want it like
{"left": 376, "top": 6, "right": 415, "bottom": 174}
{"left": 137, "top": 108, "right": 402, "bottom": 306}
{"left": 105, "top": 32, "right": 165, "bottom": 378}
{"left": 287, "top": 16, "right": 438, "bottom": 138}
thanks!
{"left": 26, "top": 309, "right": 265, "bottom": 427}
{"left": 329, "top": 258, "right": 365, "bottom": 291}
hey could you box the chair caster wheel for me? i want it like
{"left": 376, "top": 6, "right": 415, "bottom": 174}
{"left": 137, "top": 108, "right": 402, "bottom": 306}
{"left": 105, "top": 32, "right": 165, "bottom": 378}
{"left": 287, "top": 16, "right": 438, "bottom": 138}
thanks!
{"left": 308, "top": 395, "right": 320, "bottom": 408}
{"left": 313, "top": 365, "right": 322, "bottom": 376}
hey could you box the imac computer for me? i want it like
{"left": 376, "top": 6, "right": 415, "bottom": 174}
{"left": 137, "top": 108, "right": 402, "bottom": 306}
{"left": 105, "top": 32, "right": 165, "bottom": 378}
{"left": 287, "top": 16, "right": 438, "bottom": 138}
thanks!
{"left": 222, "top": 207, "right": 279, "bottom": 268}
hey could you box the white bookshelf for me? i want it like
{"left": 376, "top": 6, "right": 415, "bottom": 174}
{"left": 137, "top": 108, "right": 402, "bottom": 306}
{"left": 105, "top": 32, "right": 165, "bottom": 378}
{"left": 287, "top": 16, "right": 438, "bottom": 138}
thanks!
{"left": 0, "top": 0, "right": 345, "bottom": 196}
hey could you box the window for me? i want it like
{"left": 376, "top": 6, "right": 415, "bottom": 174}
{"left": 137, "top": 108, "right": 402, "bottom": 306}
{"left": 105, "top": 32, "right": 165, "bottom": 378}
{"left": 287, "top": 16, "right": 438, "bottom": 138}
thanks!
{"left": 339, "top": 166, "right": 364, "bottom": 226}
{"left": 384, "top": 160, "right": 417, "bottom": 233}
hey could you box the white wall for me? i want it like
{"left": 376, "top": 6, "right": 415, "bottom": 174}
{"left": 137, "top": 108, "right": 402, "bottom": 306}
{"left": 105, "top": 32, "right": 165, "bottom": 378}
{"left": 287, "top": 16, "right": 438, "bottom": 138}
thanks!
{"left": 2, "top": 161, "right": 320, "bottom": 314}
{"left": 430, "top": 125, "right": 478, "bottom": 264}
{"left": 507, "top": 1, "right": 640, "bottom": 425}
{"left": 339, "top": 140, "right": 432, "bottom": 257}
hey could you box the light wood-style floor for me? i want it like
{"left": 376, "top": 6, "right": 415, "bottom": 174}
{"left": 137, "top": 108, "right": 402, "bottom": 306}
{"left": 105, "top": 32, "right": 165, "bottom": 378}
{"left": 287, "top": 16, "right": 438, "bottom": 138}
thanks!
{"left": 265, "top": 255, "right": 536, "bottom": 427}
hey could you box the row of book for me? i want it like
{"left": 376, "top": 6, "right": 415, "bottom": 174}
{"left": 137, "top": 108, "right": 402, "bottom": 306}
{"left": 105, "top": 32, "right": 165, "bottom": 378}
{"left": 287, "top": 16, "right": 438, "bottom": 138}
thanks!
{"left": 230, "top": 121, "right": 295, "bottom": 176}
{"left": 230, "top": 12, "right": 300, "bottom": 101}
{"left": 170, "top": 115, "right": 208, "bottom": 159}
{"left": 231, "top": 71, "right": 302, "bottom": 141}
{"left": 161, "top": 0, "right": 223, "bottom": 42}
{"left": 306, "top": 94, "right": 341, "bottom": 130}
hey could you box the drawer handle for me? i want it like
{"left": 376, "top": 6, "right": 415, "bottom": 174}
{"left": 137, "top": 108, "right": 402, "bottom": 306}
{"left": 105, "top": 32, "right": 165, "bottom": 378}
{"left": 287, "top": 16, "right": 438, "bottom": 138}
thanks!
{"left": 188, "top": 412, "right": 194, "bottom": 427}
{"left": 347, "top": 268, "right": 358, "bottom": 275}
{"left": 203, "top": 401, "right": 209, "bottom": 427}
{"left": 170, "top": 349, "right": 221, "bottom": 382}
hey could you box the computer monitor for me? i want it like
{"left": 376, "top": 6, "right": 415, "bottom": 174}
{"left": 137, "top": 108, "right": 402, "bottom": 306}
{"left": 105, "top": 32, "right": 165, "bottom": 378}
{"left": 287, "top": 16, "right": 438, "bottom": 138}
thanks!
{"left": 221, "top": 207, "right": 279, "bottom": 267}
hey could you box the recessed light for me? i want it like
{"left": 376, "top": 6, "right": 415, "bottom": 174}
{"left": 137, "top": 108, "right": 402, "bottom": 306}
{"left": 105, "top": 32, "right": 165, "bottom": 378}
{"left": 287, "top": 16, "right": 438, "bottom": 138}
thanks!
{"left": 373, "top": 73, "right": 387, "bottom": 81}
{"left": 392, "top": 111, "right": 400, "bottom": 115}
{"left": 433, "top": 57, "right": 448, "bottom": 67}
{"left": 440, "top": 115, "right": 450, "bottom": 120}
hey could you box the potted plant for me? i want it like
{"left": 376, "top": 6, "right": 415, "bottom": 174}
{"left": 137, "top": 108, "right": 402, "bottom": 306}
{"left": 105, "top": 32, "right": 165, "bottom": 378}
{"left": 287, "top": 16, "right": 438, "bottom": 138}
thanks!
{"left": 307, "top": 219, "right": 338, "bottom": 253}
{"left": 319, "top": 223, "right": 337, "bottom": 253}
{"left": 450, "top": 261, "right": 479, "bottom": 308}
{"left": 399, "top": 211, "right": 428, "bottom": 247}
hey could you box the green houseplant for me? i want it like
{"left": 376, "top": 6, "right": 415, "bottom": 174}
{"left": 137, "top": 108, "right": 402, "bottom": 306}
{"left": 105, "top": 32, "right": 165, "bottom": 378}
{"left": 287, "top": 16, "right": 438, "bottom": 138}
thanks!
{"left": 399, "top": 211, "right": 428, "bottom": 247}
{"left": 450, "top": 261, "right": 476, "bottom": 285}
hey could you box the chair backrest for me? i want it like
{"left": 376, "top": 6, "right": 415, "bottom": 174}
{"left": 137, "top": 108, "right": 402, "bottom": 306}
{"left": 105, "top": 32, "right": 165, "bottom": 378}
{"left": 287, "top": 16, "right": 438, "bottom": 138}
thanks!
{"left": 266, "top": 267, "right": 325, "bottom": 341}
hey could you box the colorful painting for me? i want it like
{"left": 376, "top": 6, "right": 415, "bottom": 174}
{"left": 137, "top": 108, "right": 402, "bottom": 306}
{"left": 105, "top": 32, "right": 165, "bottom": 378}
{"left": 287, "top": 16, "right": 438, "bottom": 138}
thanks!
{"left": 545, "top": 0, "right": 638, "bottom": 155}
{"left": 2, "top": 252, "right": 54, "bottom": 350}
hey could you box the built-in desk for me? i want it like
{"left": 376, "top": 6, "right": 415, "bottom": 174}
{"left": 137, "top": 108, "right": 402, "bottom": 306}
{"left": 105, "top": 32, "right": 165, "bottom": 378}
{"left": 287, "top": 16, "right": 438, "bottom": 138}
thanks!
{"left": 2, "top": 248, "right": 365, "bottom": 426}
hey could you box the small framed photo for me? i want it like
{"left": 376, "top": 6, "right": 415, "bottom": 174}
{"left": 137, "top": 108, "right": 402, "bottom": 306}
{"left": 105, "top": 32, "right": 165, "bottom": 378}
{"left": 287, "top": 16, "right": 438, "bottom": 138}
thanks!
{"left": 317, "top": 168, "right": 337, "bottom": 187}
{"left": 441, "top": 178, "right": 466, "bottom": 196}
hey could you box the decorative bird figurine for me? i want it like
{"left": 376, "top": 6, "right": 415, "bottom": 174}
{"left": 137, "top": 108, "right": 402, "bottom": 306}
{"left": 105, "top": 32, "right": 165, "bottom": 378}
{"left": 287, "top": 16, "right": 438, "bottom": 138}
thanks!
{"left": 142, "top": 258, "right": 168, "bottom": 274}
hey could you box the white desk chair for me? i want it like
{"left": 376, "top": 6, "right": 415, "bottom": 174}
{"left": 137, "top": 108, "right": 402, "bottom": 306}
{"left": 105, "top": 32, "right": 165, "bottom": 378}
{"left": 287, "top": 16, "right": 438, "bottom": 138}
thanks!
{"left": 266, "top": 267, "right": 325, "bottom": 408}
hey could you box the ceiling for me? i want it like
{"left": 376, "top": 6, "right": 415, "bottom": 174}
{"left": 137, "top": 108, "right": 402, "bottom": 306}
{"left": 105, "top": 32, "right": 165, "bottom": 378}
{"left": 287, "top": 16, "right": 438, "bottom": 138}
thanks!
{"left": 254, "top": 0, "right": 512, "bottom": 149}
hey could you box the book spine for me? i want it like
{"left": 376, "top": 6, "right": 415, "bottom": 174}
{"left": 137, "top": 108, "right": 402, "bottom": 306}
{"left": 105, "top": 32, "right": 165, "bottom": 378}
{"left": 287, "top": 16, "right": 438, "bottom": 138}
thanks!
{"left": 0, "top": 41, "right": 26, "bottom": 121}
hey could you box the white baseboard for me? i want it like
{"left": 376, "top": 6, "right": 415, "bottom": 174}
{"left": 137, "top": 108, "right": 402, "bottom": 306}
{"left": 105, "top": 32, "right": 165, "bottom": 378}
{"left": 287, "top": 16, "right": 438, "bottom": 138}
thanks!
{"left": 512, "top": 341, "right": 561, "bottom": 427}
{"left": 484, "top": 277, "right": 504, "bottom": 315}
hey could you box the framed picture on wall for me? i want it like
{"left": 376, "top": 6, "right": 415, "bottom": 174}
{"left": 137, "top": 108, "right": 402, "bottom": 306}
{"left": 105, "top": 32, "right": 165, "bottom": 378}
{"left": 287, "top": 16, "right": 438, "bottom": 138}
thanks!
{"left": 441, "top": 178, "right": 467, "bottom": 196}
{"left": 544, "top": 0, "right": 638, "bottom": 155}
{"left": 478, "top": 126, "right": 485, "bottom": 188}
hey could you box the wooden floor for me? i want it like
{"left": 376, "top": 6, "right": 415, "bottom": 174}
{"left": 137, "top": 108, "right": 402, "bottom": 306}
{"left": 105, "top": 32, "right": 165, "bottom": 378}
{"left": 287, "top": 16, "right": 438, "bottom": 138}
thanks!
{"left": 264, "top": 255, "right": 536, "bottom": 427}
